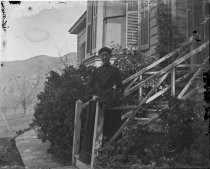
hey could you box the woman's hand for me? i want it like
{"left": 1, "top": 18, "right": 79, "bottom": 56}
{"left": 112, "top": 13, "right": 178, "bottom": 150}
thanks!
{"left": 92, "top": 95, "right": 99, "bottom": 101}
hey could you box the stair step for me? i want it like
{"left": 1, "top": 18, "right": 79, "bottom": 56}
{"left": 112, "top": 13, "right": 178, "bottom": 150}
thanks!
{"left": 75, "top": 155, "right": 90, "bottom": 169}
{"left": 134, "top": 118, "right": 150, "bottom": 124}
{"left": 134, "top": 114, "right": 160, "bottom": 123}
{"left": 195, "top": 77, "right": 203, "bottom": 79}
{"left": 149, "top": 102, "right": 168, "bottom": 109}
{"left": 176, "top": 71, "right": 191, "bottom": 74}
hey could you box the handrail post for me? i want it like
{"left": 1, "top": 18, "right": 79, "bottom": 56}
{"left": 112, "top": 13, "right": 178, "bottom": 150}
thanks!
{"left": 91, "top": 101, "right": 104, "bottom": 169}
{"left": 72, "top": 100, "right": 83, "bottom": 166}
{"left": 139, "top": 74, "right": 142, "bottom": 100}
{"left": 171, "top": 68, "right": 175, "bottom": 96}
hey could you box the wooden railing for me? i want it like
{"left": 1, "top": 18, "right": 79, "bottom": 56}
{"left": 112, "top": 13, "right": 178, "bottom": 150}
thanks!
{"left": 122, "top": 40, "right": 192, "bottom": 86}
{"left": 109, "top": 40, "right": 209, "bottom": 142}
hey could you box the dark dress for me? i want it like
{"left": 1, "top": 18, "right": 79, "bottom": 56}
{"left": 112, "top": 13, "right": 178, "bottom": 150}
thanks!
{"left": 79, "top": 64, "right": 123, "bottom": 164}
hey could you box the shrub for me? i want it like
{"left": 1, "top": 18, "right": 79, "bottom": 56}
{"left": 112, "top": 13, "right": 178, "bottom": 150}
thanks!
{"left": 111, "top": 43, "right": 159, "bottom": 105}
{"left": 33, "top": 65, "right": 94, "bottom": 163}
{"left": 96, "top": 96, "right": 209, "bottom": 168}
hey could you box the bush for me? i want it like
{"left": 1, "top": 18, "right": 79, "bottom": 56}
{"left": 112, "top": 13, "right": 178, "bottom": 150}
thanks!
{"left": 33, "top": 65, "right": 94, "bottom": 163}
{"left": 112, "top": 43, "right": 158, "bottom": 80}
{"left": 96, "top": 96, "right": 209, "bottom": 168}
{"left": 111, "top": 44, "right": 159, "bottom": 105}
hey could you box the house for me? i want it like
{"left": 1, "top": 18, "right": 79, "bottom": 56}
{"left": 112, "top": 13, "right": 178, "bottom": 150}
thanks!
{"left": 69, "top": 0, "right": 138, "bottom": 67}
{"left": 69, "top": 0, "right": 208, "bottom": 67}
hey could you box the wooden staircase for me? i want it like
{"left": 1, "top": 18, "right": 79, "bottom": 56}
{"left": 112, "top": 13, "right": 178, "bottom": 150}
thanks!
{"left": 72, "top": 40, "right": 209, "bottom": 169}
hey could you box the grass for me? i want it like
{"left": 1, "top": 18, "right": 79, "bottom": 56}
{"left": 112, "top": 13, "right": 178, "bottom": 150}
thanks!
{"left": 5, "top": 111, "right": 34, "bottom": 131}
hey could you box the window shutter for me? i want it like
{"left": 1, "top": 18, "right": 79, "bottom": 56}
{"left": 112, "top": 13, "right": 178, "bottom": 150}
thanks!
{"left": 126, "top": 0, "right": 138, "bottom": 47}
{"left": 86, "top": 2, "right": 92, "bottom": 54}
{"left": 140, "top": 0, "right": 149, "bottom": 50}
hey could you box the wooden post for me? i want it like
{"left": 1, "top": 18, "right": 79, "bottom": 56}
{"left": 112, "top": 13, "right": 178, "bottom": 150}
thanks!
{"left": 139, "top": 74, "right": 142, "bottom": 100}
{"left": 91, "top": 102, "right": 104, "bottom": 169}
{"left": 72, "top": 100, "right": 83, "bottom": 166}
{"left": 171, "top": 68, "right": 175, "bottom": 96}
{"left": 190, "top": 41, "right": 196, "bottom": 72}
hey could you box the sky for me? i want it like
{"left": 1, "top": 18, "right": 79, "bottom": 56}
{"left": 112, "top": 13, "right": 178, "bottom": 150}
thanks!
{"left": 1, "top": 1, "right": 87, "bottom": 61}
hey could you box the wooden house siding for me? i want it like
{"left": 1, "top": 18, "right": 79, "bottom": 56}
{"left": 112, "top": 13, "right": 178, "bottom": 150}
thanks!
{"left": 150, "top": 26, "right": 158, "bottom": 38}
{"left": 150, "top": 35, "right": 159, "bottom": 47}
{"left": 78, "top": 28, "right": 86, "bottom": 45}
{"left": 150, "top": 17, "right": 157, "bottom": 28}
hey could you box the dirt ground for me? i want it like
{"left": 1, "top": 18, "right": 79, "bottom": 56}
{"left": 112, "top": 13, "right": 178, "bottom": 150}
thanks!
{"left": 0, "top": 137, "right": 24, "bottom": 168}
{"left": 16, "top": 129, "right": 76, "bottom": 169}
{"left": 0, "top": 112, "right": 31, "bottom": 168}
{"left": 5, "top": 113, "right": 34, "bottom": 131}
{"left": 1, "top": 112, "right": 76, "bottom": 169}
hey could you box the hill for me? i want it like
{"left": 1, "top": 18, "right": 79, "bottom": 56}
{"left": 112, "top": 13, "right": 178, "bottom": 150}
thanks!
{"left": 0, "top": 53, "right": 77, "bottom": 114}
{"left": 0, "top": 53, "right": 77, "bottom": 81}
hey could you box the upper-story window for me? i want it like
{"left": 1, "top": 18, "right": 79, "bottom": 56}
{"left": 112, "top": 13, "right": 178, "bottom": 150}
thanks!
{"left": 86, "top": 1, "right": 97, "bottom": 56}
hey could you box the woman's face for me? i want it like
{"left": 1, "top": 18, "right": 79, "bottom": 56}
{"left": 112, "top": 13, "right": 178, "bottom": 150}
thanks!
{"left": 100, "top": 51, "right": 111, "bottom": 65}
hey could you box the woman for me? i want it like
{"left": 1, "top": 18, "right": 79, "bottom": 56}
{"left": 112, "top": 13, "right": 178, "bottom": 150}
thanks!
{"left": 79, "top": 47, "right": 124, "bottom": 164}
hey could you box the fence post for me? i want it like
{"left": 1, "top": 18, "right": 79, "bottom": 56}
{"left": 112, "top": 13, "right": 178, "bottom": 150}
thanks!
{"left": 171, "top": 68, "right": 175, "bottom": 96}
{"left": 91, "top": 101, "right": 104, "bottom": 169}
{"left": 72, "top": 100, "right": 83, "bottom": 166}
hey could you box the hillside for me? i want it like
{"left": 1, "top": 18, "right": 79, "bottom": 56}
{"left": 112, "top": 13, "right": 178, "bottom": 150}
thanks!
{"left": 0, "top": 52, "right": 77, "bottom": 114}
{"left": 0, "top": 53, "right": 77, "bottom": 81}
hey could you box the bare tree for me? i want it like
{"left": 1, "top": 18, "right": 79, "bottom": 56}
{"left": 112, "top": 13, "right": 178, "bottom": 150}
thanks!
{"left": 14, "top": 74, "right": 42, "bottom": 116}
{"left": 54, "top": 46, "right": 76, "bottom": 73}
{"left": 58, "top": 52, "right": 71, "bottom": 71}
{"left": 10, "top": 97, "right": 19, "bottom": 114}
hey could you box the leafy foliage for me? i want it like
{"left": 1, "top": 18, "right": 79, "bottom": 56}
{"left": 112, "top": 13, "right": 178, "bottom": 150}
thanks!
{"left": 33, "top": 65, "right": 94, "bottom": 163}
{"left": 111, "top": 43, "right": 159, "bottom": 105}
{"left": 112, "top": 43, "right": 157, "bottom": 80}
{"left": 96, "top": 97, "right": 209, "bottom": 168}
